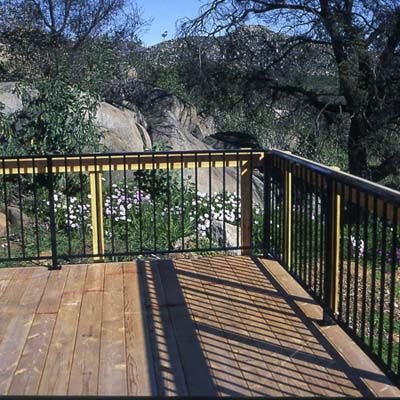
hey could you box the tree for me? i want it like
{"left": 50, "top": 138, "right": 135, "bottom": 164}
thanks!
{"left": 180, "top": 1, "right": 400, "bottom": 182}
{"left": 2, "top": 72, "right": 102, "bottom": 156}
{"left": 0, "top": 0, "right": 146, "bottom": 85}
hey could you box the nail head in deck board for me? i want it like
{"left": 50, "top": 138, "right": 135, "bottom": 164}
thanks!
{"left": 36, "top": 267, "right": 69, "bottom": 314}
{"left": 0, "top": 269, "right": 48, "bottom": 394}
{"left": 98, "top": 263, "right": 127, "bottom": 396}
{"left": 38, "top": 265, "right": 87, "bottom": 395}
{"left": 8, "top": 313, "right": 57, "bottom": 395}
{"left": 68, "top": 264, "right": 105, "bottom": 395}
{"left": 123, "top": 262, "right": 157, "bottom": 396}
{"left": 143, "top": 260, "right": 189, "bottom": 396}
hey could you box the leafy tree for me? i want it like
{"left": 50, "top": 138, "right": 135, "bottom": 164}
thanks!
{"left": 2, "top": 72, "right": 102, "bottom": 155}
{"left": 180, "top": 1, "right": 400, "bottom": 182}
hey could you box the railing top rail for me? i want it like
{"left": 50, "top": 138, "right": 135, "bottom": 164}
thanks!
{"left": 269, "top": 149, "right": 400, "bottom": 206}
{"left": 0, "top": 148, "right": 264, "bottom": 161}
{"left": 0, "top": 149, "right": 265, "bottom": 175}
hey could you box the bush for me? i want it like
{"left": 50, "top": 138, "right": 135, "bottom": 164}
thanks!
{"left": 1, "top": 74, "right": 102, "bottom": 156}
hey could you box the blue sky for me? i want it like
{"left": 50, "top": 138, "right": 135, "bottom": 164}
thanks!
{"left": 136, "top": 0, "right": 202, "bottom": 46}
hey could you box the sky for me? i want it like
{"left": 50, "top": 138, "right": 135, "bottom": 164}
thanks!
{"left": 135, "top": 0, "right": 203, "bottom": 46}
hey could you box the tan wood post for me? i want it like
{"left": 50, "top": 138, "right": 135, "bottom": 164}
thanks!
{"left": 90, "top": 171, "right": 105, "bottom": 261}
{"left": 328, "top": 174, "right": 341, "bottom": 314}
{"left": 240, "top": 156, "right": 252, "bottom": 255}
{"left": 329, "top": 189, "right": 341, "bottom": 313}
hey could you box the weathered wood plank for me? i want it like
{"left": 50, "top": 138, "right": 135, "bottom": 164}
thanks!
{"left": 155, "top": 259, "right": 217, "bottom": 397}
{"left": 223, "top": 257, "right": 333, "bottom": 396}
{"left": 197, "top": 257, "right": 283, "bottom": 397}
{"left": 175, "top": 259, "right": 253, "bottom": 397}
{"left": 98, "top": 263, "right": 127, "bottom": 396}
{"left": 38, "top": 265, "right": 87, "bottom": 395}
{"left": 8, "top": 313, "right": 56, "bottom": 395}
{"left": 68, "top": 264, "right": 104, "bottom": 395}
{"left": 123, "top": 262, "right": 157, "bottom": 396}
{"left": 36, "top": 268, "right": 69, "bottom": 314}
{"left": 142, "top": 260, "right": 188, "bottom": 396}
{"left": 0, "top": 269, "right": 16, "bottom": 300}
{"left": 0, "top": 269, "right": 48, "bottom": 394}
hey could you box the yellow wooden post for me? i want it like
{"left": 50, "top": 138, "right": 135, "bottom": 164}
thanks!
{"left": 283, "top": 166, "right": 293, "bottom": 268}
{"left": 90, "top": 171, "right": 105, "bottom": 261}
{"left": 328, "top": 177, "right": 341, "bottom": 314}
{"left": 240, "top": 157, "right": 252, "bottom": 255}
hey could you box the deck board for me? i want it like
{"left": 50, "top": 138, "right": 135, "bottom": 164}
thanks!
{"left": 98, "top": 263, "right": 127, "bottom": 396}
{"left": 38, "top": 265, "right": 87, "bottom": 395}
{"left": 0, "top": 256, "right": 399, "bottom": 397}
{"left": 68, "top": 264, "right": 104, "bottom": 395}
{"left": 123, "top": 262, "right": 156, "bottom": 396}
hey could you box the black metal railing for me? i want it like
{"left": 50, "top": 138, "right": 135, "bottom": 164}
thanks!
{"left": 0, "top": 150, "right": 264, "bottom": 267}
{"left": 266, "top": 149, "right": 400, "bottom": 386}
{"left": 0, "top": 148, "right": 400, "bottom": 385}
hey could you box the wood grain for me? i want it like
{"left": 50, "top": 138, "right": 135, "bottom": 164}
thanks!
{"left": 68, "top": 264, "right": 104, "bottom": 395}
{"left": 123, "top": 262, "right": 156, "bottom": 395}
{"left": 38, "top": 265, "right": 87, "bottom": 395}
{"left": 0, "top": 269, "right": 48, "bottom": 394}
{"left": 98, "top": 263, "right": 127, "bottom": 395}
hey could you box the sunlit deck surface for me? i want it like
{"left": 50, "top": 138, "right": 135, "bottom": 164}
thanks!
{"left": 0, "top": 256, "right": 399, "bottom": 397}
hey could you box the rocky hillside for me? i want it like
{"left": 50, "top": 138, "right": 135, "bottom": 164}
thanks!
{"left": 142, "top": 25, "right": 334, "bottom": 77}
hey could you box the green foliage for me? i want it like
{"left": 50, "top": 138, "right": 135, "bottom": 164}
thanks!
{"left": 134, "top": 143, "right": 181, "bottom": 198}
{"left": 2, "top": 73, "right": 102, "bottom": 156}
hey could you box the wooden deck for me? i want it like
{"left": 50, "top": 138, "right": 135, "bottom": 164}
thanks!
{"left": 0, "top": 256, "right": 398, "bottom": 397}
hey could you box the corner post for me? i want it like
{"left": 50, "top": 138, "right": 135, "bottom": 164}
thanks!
{"left": 90, "top": 170, "right": 105, "bottom": 261}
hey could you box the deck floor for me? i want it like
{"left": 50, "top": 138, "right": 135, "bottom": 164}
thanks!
{"left": 0, "top": 256, "right": 398, "bottom": 397}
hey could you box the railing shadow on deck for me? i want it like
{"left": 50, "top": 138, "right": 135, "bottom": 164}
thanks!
{"left": 136, "top": 255, "right": 385, "bottom": 396}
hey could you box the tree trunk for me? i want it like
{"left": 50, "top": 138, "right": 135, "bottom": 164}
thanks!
{"left": 347, "top": 114, "right": 369, "bottom": 178}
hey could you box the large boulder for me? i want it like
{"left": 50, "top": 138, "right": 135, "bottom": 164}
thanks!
{"left": 104, "top": 79, "right": 215, "bottom": 147}
{"left": 0, "top": 82, "right": 22, "bottom": 113}
{"left": 96, "top": 102, "right": 151, "bottom": 152}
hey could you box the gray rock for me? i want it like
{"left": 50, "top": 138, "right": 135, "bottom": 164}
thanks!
{"left": 96, "top": 102, "right": 152, "bottom": 152}
{"left": 0, "top": 82, "right": 22, "bottom": 113}
{"left": 7, "top": 206, "right": 31, "bottom": 228}
{"left": 0, "top": 206, "right": 31, "bottom": 233}
{"left": 211, "top": 222, "right": 241, "bottom": 250}
{"left": 173, "top": 223, "right": 241, "bottom": 255}
{"left": 0, "top": 212, "right": 7, "bottom": 236}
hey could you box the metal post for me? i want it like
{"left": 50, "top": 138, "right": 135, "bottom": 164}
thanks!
{"left": 283, "top": 164, "right": 293, "bottom": 269}
{"left": 47, "top": 156, "right": 61, "bottom": 270}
